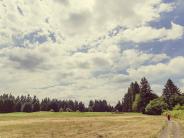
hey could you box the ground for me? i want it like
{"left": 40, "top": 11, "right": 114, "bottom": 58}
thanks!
{"left": 0, "top": 112, "right": 169, "bottom": 138}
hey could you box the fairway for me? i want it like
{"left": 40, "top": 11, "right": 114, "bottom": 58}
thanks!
{"left": 0, "top": 112, "right": 165, "bottom": 138}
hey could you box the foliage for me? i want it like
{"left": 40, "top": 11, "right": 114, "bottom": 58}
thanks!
{"left": 0, "top": 94, "right": 87, "bottom": 113}
{"left": 122, "top": 82, "right": 140, "bottom": 112}
{"left": 145, "top": 98, "right": 168, "bottom": 115}
{"left": 21, "top": 102, "right": 32, "bottom": 113}
{"left": 139, "top": 77, "right": 158, "bottom": 113}
{"left": 122, "top": 78, "right": 158, "bottom": 113}
{"left": 32, "top": 96, "right": 40, "bottom": 112}
{"left": 0, "top": 78, "right": 183, "bottom": 114}
{"left": 163, "top": 110, "right": 184, "bottom": 120}
{"left": 0, "top": 94, "right": 15, "bottom": 113}
{"left": 132, "top": 94, "right": 141, "bottom": 112}
{"left": 115, "top": 101, "right": 123, "bottom": 112}
{"left": 88, "top": 100, "right": 113, "bottom": 112}
{"left": 59, "top": 108, "right": 64, "bottom": 112}
{"left": 173, "top": 104, "right": 184, "bottom": 110}
{"left": 66, "top": 108, "right": 73, "bottom": 112}
{"left": 78, "top": 102, "right": 85, "bottom": 112}
{"left": 162, "top": 79, "right": 181, "bottom": 109}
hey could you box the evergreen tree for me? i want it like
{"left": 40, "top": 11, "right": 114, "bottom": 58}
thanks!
{"left": 130, "top": 81, "right": 140, "bottom": 101}
{"left": 122, "top": 82, "right": 140, "bottom": 112}
{"left": 88, "top": 100, "right": 94, "bottom": 112}
{"left": 123, "top": 89, "right": 133, "bottom": 112}
{"left": 115, "top": 101, "right": 122, "bottom": 112}
{"left": 0, "top": 94, "right": 15, "bottom": 113}
{"left": 15, "top": 96, "right": 22, "bottom": 112}
{"left": 21, "top": 102, "right": 32, "bottom": 112}
{"left": 78, "top": 102, "right": 85, "bottom": 112}
{"left": 32, "top": 96, "right": 40, "bottom": 112}
{"left": 162, "top": 79, "right": 181, "bottom": 109}
{"left": 49, "top": 99, "right": 59, "bottom": 112}
{"left": 139, "top": 77, "right": 158, "bottom": 113}
{"left": 40, "top": 98, "right": 51, "bottom": 111}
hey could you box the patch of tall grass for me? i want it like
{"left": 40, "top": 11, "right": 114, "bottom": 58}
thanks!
{"left": 163, "top": 110, "right": 184, "bottom": 120}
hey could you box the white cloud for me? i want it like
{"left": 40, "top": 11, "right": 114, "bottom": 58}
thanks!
{"left": 0, "top": 0, "right": 183, "bottom": 104}
{"left": 0, "top": 42, "right": 174, "bottom": 103}
{"left": 127, "top": 56, "right": 184, "bottom": 82}
{"left": 0, "top": 0, "right": 176, "bottom": 48}
{"left": 114, "top": 22, "right": 184, "bottom": 43}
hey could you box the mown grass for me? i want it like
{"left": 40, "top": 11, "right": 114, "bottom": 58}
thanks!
{"left": 0, "top": 112, "right": 165, "bottom": 138}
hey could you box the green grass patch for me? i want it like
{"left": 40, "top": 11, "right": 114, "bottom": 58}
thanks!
{"left": 0, "top": 112, "right": 141, "bottom": 121}
{"left": 163, "top": 110, "right": 184, "bottom": 120}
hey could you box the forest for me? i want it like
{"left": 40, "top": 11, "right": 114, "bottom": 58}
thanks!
{"left": 0, "top": 77, "right": 184, "bottom": 115}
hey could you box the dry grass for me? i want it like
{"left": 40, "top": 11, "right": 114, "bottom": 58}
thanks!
{"left": 0, "top": 112, "right": 165, "bottom": 138}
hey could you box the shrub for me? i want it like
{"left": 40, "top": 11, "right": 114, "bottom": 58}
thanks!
{"left": 145, "top": 98, "right": 168, "bottom": 115}
{"left": 173, "top": 104, "right": 184, "bottom": 110}
{"left": 163, "top": 110, "right": 184, "bottom": 120}
{"left": 21, "top": 102, "right": 32, "bottom": 113}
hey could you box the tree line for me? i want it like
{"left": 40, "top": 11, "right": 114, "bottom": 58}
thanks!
{"left": 0, "top": 77, "right": 184, "bottom": 114}
{"left": 116, "top": 78, "right": 184, "bottom": 115}
{"left": 0, "top": 94, "right": 114, "bottom": 113}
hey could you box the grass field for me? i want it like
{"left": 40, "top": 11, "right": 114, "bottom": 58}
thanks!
{"left": 0, "top": 112, "right": 166, "bottom": 138}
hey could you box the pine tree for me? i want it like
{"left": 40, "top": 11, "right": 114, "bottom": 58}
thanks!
{"left": 140, "top": 77, "right": 158, "bottom": 113}
{"left": 32, "top": 96, "right": 40, "bottom": 112}
{"left": 130, "top": 81, "right": 140, "bottom": 101}
{"left": 40, "top": 98, "right": 51, "bottom": 111}
{"left": 15, "top": 96, "right": 22, "bottom": 112}
{"left": 21, "top": 102, "right": 32, "bottom": 112}
{"left": 162, "top": 79, "right": 181, "bottom": 109}
{"left": 123, "top": 89, "right": 133, "bottom": 112}
{"left": 122, "top": 82, "right": 140, "bottom": 112}
{"left": 78, "top": 102, "right": 85, "bottom": 112}
{"left": 115, "top": 101, "right": 122, "bottom": 112}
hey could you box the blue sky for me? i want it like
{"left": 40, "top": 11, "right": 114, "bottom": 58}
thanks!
{"left": 0, "top": 0, "right": 183, "bottom": 104}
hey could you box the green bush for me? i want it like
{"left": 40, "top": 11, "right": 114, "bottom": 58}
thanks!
{"left": 173, "top": 104, "right": 184, "bottom": 110}
{"left": 163, "top": 110, "right": 184, "bottom": 120}
{"left": 145, "top": 98, "right": 168, "bottom": 115}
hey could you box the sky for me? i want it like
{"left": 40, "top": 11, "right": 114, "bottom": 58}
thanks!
{"left": 0, "top": 0, "right": 184, "bottom": 105}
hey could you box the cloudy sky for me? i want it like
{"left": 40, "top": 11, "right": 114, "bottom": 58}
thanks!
{"left": 0, "top": 0, "right": 184, "bottom": 104}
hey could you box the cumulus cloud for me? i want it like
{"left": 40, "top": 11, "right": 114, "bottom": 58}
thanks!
{"left": 0, "top": 0, "right": 183, "bottom": 104}
{"left": 0, "top": 41, "right": 173, "bottom": 103}
{"left": 127, "top": 56, "right": 184, "bottom": 82}
{"left": 113, "top": 22, "right": 184, "bottom": 43}
{"left": 0, "top": 0, "right": 176, "bottom": 47}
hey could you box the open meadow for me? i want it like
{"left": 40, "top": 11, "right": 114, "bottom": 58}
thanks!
{"left": 0, "top": 112, "right": 166, "bottom": 138}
